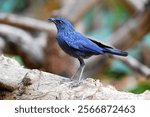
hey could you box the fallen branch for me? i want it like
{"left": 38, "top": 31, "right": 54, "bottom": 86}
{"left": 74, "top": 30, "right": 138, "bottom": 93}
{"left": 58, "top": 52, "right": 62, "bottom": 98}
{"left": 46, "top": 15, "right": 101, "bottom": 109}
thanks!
{"left": 0, "top": 55, "right": 149, "bottom": 100}
{"left": 113, "top": 55, "right": 150, "bottom": 78}
{"left": 0, "top": 13, "right": 55, "bottom": 31}
{"left": 0, "top": 24, "right": 44, "bottom": 63}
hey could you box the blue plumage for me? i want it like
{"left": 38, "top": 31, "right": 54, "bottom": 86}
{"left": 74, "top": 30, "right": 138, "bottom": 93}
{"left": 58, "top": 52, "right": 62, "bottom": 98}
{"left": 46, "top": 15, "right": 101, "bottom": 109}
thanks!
{"left": 48, "top": 17, "right": 128, "bottom": 82}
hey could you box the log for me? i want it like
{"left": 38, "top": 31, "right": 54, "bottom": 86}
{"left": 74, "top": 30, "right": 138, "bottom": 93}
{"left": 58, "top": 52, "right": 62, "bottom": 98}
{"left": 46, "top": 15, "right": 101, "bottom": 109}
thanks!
{"left": 0, "top": 55, "right": 149, "bottom": 100}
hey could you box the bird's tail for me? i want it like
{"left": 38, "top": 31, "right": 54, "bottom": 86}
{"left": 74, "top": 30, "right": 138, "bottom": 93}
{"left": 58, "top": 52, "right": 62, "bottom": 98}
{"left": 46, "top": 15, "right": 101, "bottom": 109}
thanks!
{"left": 104, "top": 48, "right": 128, "bottom": 56}
{"left": 88, "top": 38, "right": 128, "bottom": 56}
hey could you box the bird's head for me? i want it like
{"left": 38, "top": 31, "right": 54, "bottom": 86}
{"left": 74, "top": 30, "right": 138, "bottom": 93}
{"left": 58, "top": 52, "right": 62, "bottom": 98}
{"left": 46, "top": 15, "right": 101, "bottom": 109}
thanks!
{"left": 48, "top": 18, "right": 75, "bottom": 32}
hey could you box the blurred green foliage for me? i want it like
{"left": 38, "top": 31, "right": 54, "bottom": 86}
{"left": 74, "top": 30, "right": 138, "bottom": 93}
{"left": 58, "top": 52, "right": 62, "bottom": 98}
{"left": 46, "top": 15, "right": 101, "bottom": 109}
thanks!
{"left": 111, "top": 60, "right": 133, "bottom": 76}
{"left": 7, "top": 55, "right": 24, "bottom": 65}
{"left": 0, "top": 0, "right": 27, "bottom": 13}
{"left": 14, "top": 56, "right": 24, "bottom": 65}
{"left": 104, "top": 66, "right": 127, "bottom": 80}
{"left": 129, "top": 82, "right": 150, "bottom": 94}
{"left": 84, "top": 0, "right": 130, "bottom": 40}
{"left": 143, "top": 33, "right": 150, "bottom": 46}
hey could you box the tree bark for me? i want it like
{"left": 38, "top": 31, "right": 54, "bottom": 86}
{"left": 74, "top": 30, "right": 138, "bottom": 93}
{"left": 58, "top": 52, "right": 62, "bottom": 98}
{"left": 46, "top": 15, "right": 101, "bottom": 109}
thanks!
{"left": 0, "top": 55, "right": 149, "bottom": 100}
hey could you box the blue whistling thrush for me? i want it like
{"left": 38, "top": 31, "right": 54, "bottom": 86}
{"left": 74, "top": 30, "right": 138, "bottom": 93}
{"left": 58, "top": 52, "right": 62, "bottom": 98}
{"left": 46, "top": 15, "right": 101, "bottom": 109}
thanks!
{"left": 48, "top": 18, "right": 128, "bottom": 82}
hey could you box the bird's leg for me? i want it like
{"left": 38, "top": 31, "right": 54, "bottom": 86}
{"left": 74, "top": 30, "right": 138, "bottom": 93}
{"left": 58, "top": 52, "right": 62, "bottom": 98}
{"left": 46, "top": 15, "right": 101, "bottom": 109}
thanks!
{"left": 71, "top": 58, "right": 85, "bottom": 82}
{"left": 78, "top": 58, "right": 85, "bottom": 82}
{"left": 71, "top": 67, "right": 81, "bottom": 80}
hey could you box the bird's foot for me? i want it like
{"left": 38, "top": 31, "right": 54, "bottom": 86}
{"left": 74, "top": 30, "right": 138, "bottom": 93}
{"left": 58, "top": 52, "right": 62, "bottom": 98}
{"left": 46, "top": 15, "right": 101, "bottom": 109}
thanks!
{"left": 70, "top": 74, "right": 78, "bottom": 81}
{"left": 60, "top": 76, "right": 83, "bottom": 87}
{"left": 60, "top": 78, "right": 82, "bottom": 87}
{"left": 60, "top": 77, "right": 71, "bottom": 82}
{"left": 71, "top": 73, "right": 84, "bottom": 82}
{"left": 60, "top": 74, "right": 84, "bottom": 87}
{"left": 68, "top": 80, "right": 83, "bottom": 88}
{"left": 69, "top": 76, "right": 85, "bottom": 87}
{"left": 71, "top": 76, "right": 83, "bottom": 83}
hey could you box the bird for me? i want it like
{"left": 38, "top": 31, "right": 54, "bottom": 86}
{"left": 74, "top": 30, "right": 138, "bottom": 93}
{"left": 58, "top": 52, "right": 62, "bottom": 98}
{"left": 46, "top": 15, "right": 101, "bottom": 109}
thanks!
{"left": 48, "top": 17, "right": 128, "bottom": 82}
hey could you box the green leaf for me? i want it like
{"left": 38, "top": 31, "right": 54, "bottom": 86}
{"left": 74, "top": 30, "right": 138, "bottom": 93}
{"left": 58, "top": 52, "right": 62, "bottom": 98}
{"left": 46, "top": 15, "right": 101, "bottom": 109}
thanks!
{"left": 129, "top": 82, "right": 150, "bottom": 94}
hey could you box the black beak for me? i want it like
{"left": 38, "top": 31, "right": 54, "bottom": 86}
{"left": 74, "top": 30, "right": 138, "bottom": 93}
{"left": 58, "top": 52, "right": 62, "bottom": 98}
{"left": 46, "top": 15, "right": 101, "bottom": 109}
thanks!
{"left": 48, "top": 18, "right": 56, "bottom": 24}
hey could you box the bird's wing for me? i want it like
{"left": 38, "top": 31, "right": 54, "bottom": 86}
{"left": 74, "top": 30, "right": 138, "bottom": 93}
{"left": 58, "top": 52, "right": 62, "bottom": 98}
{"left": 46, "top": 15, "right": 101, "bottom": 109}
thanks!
{"left": 64, "top": 33, "right": 104, "bottom": 54}
{"left": 88, "top": 38, "right": 128, "bottom": 56}
{"left": 88, "top": 38, "right": 113, "bottom": 49}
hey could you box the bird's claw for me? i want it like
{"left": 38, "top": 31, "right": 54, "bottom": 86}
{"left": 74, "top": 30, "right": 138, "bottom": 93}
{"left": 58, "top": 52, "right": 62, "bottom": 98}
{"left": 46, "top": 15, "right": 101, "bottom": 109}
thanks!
{"left": 69, "top": 80, "right": 82, "bottom": 88}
